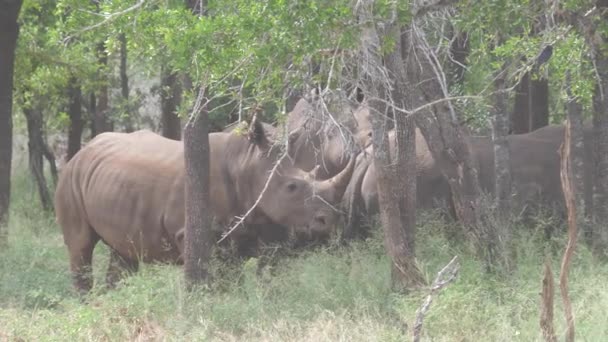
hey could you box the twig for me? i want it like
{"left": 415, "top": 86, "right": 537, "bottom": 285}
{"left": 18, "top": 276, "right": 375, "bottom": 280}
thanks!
{"left": 217, "top": 150, "right": 289, "bottom": 244}
{"left": 558, "top": 119, "right": 577, "bottom": 342}
{"left": 62, "top": 0, "right": 147, "bottom": 44}
{"left": 540, "top": 259, "right": 557, "bottom": 342}
{"left": 413, "top": 256, "right": 460, "bottom": 342}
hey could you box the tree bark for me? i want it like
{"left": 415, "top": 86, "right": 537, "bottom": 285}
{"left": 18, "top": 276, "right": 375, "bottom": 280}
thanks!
{"left": 92, "top": 42, "right": 111, "bottom": 136}
{"left": 589, "top": 0, "right": 608, "bottom": 254}
{"left": 565, "top": 72, "right": 588, "bottom": 238}
{"left": 492, "top": 68, "right": 512, "bottom": 215}
{"left": 119, "top": 33, "right": 134, "bottom": 133}
{"left": 23, "top": 107, "right": 53, "bottom": 212}
{"left": 183, "top": 0, "right": 212, "bottom": 288}
{"left": 511, "top": 73, "right": 549, "bottom": 133}
{"left": 402, "top": 25, "right": 503, "bottom": 273}
{"left": 357, "top": 2, "right": 423, "bottom": 290}
{"left": 591, "top": 57, "right": 608, "bottom": 253}
{"left": 160, "top": 66, "right": 182, "bottom": 140}
{"left": 0, "top": 0, "right": 23, "bottom": 244}
{"left": 67, "top": 77, "right": 84, "bottom": 161}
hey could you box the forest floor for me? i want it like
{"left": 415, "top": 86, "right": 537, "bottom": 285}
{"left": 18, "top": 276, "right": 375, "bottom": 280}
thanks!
{"left": 1, "top": 170, "right": 608, "bottom": 341}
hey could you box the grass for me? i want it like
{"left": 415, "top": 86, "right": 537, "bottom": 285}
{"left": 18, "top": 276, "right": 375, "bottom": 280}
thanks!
{"left": 1, "top": 170, "right": 608, "bottom": 341}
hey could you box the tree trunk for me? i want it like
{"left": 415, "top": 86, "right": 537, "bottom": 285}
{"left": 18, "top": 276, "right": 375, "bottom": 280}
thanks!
{"left": 89, "top": 92, "right": 96, "bottom": 136}
{"left": 492, "top": 68, "right": 512, "bottom": 215}
{"left": 23, "top": 107, "right": 53, "bottom": 212}
{"left": 589, "top": 0, "right": 608, "bottom": 254}
{"left": 183, "top": 99, "right": 212, "bottom": 287}
{"left": 42, "top": 141, "right": 58, "bottom": 187}
{"left": 402, "top": 25, "right": 504, "bottom": 273}
{"left": 511, "top": 73, "right": 549, "bottom": 133}
{"left": 183, "top": 0, "right": 212, "bottom": 288}
{"left": 93, "top": 42, "right": 111, "bottom": 136}
{"left": 565, "top": 72, "right": 588, "bottom": 240}
{"left": 67, "top": 77, "right": 83, "bottom": 161}
{"left": 119, "top": 33, "right": 134, "bottom": 133}
{"left": 0, "top": 0, "right": 23, "bottom": 244}
{"left": 160, "top": 66, "right": 182, "bottom": 140}
{"left": 591, "top": 56, "right": 608, "bottom": 253}
{"left": 357, "top": 1, "right": 423, "bottom": 290}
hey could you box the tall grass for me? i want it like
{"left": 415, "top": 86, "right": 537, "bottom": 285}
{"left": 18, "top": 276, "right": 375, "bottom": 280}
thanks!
{"left": 1, "top": 170, "right": 607, "bottom": 341}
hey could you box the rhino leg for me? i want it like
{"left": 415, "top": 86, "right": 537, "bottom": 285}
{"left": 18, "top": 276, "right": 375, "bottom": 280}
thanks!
{"left": 105, "top": 249, "right": 139, "bottom": 289}
{"left": 65, "top": 226, "right": 100, "bottom": 295}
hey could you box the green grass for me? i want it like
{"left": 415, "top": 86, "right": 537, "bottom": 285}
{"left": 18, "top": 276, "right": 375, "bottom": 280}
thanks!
{"left": 1, "top": 171, "right": 608, "bottom": 341}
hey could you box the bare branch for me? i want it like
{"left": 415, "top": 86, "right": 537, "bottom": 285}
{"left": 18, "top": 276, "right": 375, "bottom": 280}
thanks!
{"left": 62, "top": 0, "right": 148, "bottom": 44}
{"left": 411, "top": 0, "right": 459, "bottom": 19}
{"left": 559, "top": 119, "right": 577, "bottom": 342}
{"left": 217, "top": 149, "right": 289, "bottom": 244}
{"left": 413, "top": 256, "right": 460, "bottom": 342}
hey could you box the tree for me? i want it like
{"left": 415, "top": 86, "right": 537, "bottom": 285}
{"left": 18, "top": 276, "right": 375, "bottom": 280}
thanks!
{"left": 66, "top": 76, "right": 83, "bottom": 161}
{"left": 589, "top": 10, "right": 608, "bottom": 253}
{"left": 492, "top": 66, "right": 512, "bottom": 215}
{"left": 23, "top": 105, "right": 53, "bottom": 211}
{"left": 119, "top": 33, "right": 134, "bottom": 133}
{"left": 92, "top": 41, "right": 111, "bottom": 136}
{"left": 0, "top": 0, "right": 24, "bottom": 245}
{"left": 183, "top": 0, "right": 212, "bottom": 288}
{"left": 403, "top": 15, "right": 505, "bottom": 273}
{"left": 357, "top": 1, "right": 424, "bottom": 290}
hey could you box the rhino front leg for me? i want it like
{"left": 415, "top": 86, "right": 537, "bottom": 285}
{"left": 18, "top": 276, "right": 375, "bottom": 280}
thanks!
{"left": 105, "top": 249, "right": 139, "bottom": 289}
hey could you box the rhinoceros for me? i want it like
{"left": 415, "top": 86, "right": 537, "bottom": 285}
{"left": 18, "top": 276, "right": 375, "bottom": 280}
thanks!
{"left": 344, "top": 121, "right": 595, "bottom": 237}
{"left": 54, "top": 119, "right": 355, "bottom": 293}
{"left": 286, "top": 97, "right": 372, "bottom": 180}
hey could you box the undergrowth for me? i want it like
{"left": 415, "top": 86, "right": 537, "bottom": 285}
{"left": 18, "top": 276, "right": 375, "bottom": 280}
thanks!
{"left": 1, "top": 170, "right": 607, "bottom": 341}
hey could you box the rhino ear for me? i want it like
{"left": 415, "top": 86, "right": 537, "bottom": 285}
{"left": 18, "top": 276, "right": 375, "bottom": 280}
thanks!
{"left": 247, "top": 112, "right": 270, "bottom": 148}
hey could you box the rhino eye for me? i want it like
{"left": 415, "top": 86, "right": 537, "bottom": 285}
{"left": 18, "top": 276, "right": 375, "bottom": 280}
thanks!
{"left": 287, "top": 182, "right": 297, "bottom": 193}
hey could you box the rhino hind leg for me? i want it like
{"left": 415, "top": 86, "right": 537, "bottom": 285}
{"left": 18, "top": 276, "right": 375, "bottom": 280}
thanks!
{"left": 65, "top": 226, "right": 100, "bottom": 295}
{"left": 105, "top": 249, "right": 139, "bottom": 289}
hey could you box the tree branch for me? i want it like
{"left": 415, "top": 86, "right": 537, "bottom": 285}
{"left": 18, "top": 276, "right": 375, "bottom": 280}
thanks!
{"left": 413, "top": 255, "right": 460, "bottom": 342}
{"left": 62, "top": 0, "right": 147, "bottom": 44}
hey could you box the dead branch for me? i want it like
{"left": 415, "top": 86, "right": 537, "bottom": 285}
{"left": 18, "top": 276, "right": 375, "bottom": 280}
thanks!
{"left": 413, "top": 256, "right": 460, "bottom": 342}
{"left": 62, "top": 0, "right": 147, "bottom": 44}
{"left": 217, "top": 150, "right": 289, "bottom": 244}
{"left": 411, "top": 0, "right": 460, "bottom": 18}
{"left": 540, "top": 259, "right": 557, "bottom": 342}
{"left": 559, "top": 119, "right": 577, "bottom": 342}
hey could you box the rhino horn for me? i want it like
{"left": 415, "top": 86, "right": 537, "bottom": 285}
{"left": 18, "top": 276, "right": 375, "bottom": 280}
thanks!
{"left": 322, "top": 152, "right": 357, "bottom": 202}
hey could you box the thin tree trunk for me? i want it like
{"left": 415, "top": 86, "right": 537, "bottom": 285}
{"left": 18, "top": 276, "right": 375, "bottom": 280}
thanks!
{"left": 403, "top": 25, "right": 503, "bottom": 273}
{"left": 42, "top": 141, "right": 58, "bottom": 186}
{"left": 93, "top": 42, "right": 111, "bottom": 136}
{"left": 160, "top": 67, "right": 182, "bottom": 140}
{"left": 23, "top": 107, "right": 52, "bottom": 212}
{"left": 89, "top": 92, "right": 96, "bottom": 136}
{"left": 493, "top": 68, "right": 512, "bottom": 215}
{"left": 183, "top": 0, "right": 212, "bottom": 288}
{"left": 67, "top": 77, "right": 83, "bottom": 161}
{"left": 511, "top": 72, "right": 531, "bottom": 134}
{"left": 0, "top": 0, "right": 23, "bottom": 244}
{"left": 357, "top": 2, "right": 423, "bottom": 290}
{"left": 530, "top": 78, "right": 549, "bottom": 130}
{"left": 566, "top": 72, "right": 588, "bottom": 241}
{"left": 119, "top": 33, "right": 134, "bottom": 133}
{"left": 591, "top": 55, "right": 608, "bottom": 253}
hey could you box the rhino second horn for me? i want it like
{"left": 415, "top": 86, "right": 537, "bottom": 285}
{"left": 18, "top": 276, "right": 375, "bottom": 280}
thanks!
{"left": 325, "top": 153, "right": 357, "bottom": 202}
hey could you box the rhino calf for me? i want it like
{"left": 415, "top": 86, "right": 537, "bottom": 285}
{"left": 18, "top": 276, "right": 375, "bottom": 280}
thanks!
{"left": 54, "top": 119, "right": 354, "bottom": 294}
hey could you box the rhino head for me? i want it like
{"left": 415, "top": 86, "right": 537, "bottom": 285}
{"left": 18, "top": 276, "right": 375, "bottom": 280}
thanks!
{"left": 244, "top": 116, "right": 356, "bottom": 230}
